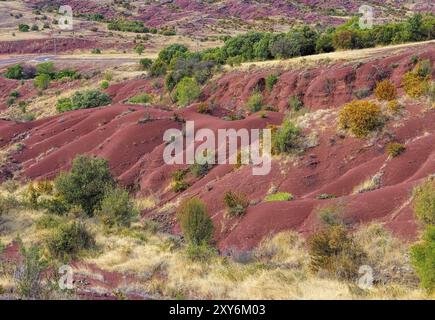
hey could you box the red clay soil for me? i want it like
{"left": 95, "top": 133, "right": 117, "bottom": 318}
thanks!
{"left": 1, "top": 44, "right": 434, "bottom": 251}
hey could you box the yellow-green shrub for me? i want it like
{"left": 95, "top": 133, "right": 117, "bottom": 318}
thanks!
{"left": 375, "top": 80, "right": 397, "bottom": 101}
{"left": 338, "top": 100, "right": 383, "bottom": 138}
{"left": 387, "top": 142, "right": 406, "bottom": 157}
{"left": 412, "top": 177, "right": 435, "bottom": 225}
{"left": 308, "top": 225, "right": 367, "bottom": 281}
{"left": 402, "top": 61, "right": 431, "bottom": 98}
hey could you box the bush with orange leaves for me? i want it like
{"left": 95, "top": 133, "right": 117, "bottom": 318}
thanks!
{"left": 374, "top": 80, "right": 397, "bottom": 101}
{"left": 338, "top": 100, "right": 383, "bottom": 138}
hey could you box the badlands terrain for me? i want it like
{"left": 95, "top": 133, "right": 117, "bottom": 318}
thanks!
{"left": 0, "top": 0, "right": 434, "bottom": 300}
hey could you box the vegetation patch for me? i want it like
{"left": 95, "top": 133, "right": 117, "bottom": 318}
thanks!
{"left": 338, "top": 100, "right": 383, "bottom": 138}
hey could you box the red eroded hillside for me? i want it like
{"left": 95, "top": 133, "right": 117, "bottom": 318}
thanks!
{"left": 0, "top": 44, "right": 434, "bottom": 251}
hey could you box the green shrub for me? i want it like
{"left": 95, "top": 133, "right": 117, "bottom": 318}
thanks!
{"left": 18, "top": 24, "right": 30, "bottom": 32}
{"left": 374, "top": 80, "right": 397, "bottom": 101}
{"left": 33, "top": 74, "right": 50, "bottom": 90}
{"left": 186, "top": 243, "right": 217, "bottom": 262}
{"left": 55, "top": 155, "right": 115, "bottom": 216}
{"left": 387, "top": 142, "right": 406, "bottom": 157}
{"left": 246, "top": 91, "right": 263, "bottom": 113}
{"left": 308, "top": 225, "right": 367, "bottom": 281}
{"left": 98, "top": 188, "right": 137, "bottom": 228}
{"left": 139, "top": 58, "right": 153, "bottom": 70}
{"left": 410, "top": 225, "right": 435, "bottom": 293}
{"left": 264, "top": 192, "right": 294, "bottom": 202}
{"left": 175, "top": 77, "right": 201, "bottom": 107}
{"left": 36, "top": 62, "right": 55, "bottom": 78}
{"left": 315, "top": 194, "right": 337, "bottom": 200}
{"left": 9, "top": 90, "right": 20, "bottom": 98}
{"left": 266, "top": 74, "right": 278, "bottom": 91}
{"left": 134, "top": 44, "right": 145, "bottom": 55}
{"left": 100, "top": 80, "right": 109, "bottom": 89}
{"left": 412, "top": 178, "right": 435, "bottom": 225}
{"left": 272, "top": 119, "right": 301, "bottom": 154}
{"left": 47, "top": 221, "right": 95, "bottom": 260}
{"left": 402, "top": 61, "right": 431, "bottom": 98}
{"left": 41, "top": 197, "right": 71, "bottom": 216}
{"left": 177, "top": 197, "right": 214, "bottom": 246}
{"left": 150, "top": 58, "right": 167, "bottom": 77}
{"left": 56, "top": 89, "right": 111, "bottom": 112}
{"left": 354, "top": 87, "right": 371, "bottom": 99}
{"left": 15, "top": 244, "right": 48, "bottom": 299}
{"left": 128, "top": 93, "right": 152, "bottom": 104}
{"left": 172, "top": 169, "right": 189, "bottom": 193}
{"left": 56, "top": 98, "right": 73, "bottom": 112}
{"left": 4, "top": 64, "right": 23, "bottom": 79}
{"left": 428, "top": 81, "right": 435, "bottom": 108}
{"left": 223, "top": 191, "right": 249, "bottom": 217}
{"left": 338, "top": 100, "right": 383, "bottom": 138}
{"left": 91, "top": 48, "right": 102, "bottom": 54}
{"left": 288, "top": 95, "right": 304, "bottom": 111}
{"left": 316, "top": 204, "right": 344, "bottom": 226}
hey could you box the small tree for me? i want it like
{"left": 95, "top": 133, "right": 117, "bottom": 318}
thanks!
{"left": 177, "top": 198, "right": 214, "bottom": 246}
{"left": 33, "top": 74, "right": 50, "bottom": 90}
{"left": 47, "top": 222, "right": 95, "bottom": 261}
{"left": 135, "top": 44, "right": 145, "bottom": 55}
{"left": 175, "top": 77, "right": 201, "bottom": 107}
{"left": 139, "top": 58, "right": 153, "bottom": 70}
{"left": 266, "top": 74, "right": 278, "bottom": 91}
{"left": 36, "top": 62, "right": 55, "bottom": 78}
{"left": 98, "top": 188, "right": 137, "bottom": 228}
{"left": 272, "top": 119, "right": 301, "bottom": 154}
{"left": 18, "top": 24, "right": 30, "bottom": 32}
{"left": 55, "top": 155, "right": 115, "bottom": 216}
{"left": 412, "top": 178, "right": 435, "bottom": 225}
{"left": 410, "top": 225, "right": 435, "bottom": 294}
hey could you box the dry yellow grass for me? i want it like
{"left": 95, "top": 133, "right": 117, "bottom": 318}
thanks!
{"left": 0, "top": 180, "right": 431, "bottom": 300}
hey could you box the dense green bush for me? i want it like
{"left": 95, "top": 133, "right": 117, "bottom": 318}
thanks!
{"left": 246, "top": 91, "right": 263, "bottom": 113}
{"left": 18, "top": 24, "right": 30, "bottom": 32}
{"left": 175, "top": 77, "right": 201, "bottom": 107}
{"left": 272, "top": 119, "right": 301, "bottom": 154}
{"left": 56, "top": 89, "right": 112, "bottom": 112}
{"left": 47, "top": 221, "right": 95, "bottom": 260}
{"left": 266, "top": 74, "right": 278, "bottom": 91}
{"left": 177, "top": 197, "right": 214, "bottom": 246}
{"left": 100, "top": 80, "right": 109, "bottom": 89}
{"left": 4, "top": 64, "right": 36, "bottom": 80}
{"left": 36, "top": 62, "right": 55, "bottom": 78}
{"left": 410, "top": 225, "right": 435, "bottom": 293}
{"left": 108, "top": 19, "right": 149, "bottom": 33}
{"left": 98, "top": 188, "right": 137, "bottom": 228}
{"left": 139, "top": 58, "right": 153, "bottom": 70}
{"left": 128, "top": 93, "right": 151, "bottom": 104}
{"left": 412, "top": 178, "right": 435, "bottom": 225}
{"left": 223, "top": 191, "right": 249, "bottom": 217}
{"left": 55, "top": 155, "right": 115, "bottom": 216}
{"left": 288, "top": 95, "right": 304, "bottom": 111}
{"left": 33, "top": 74, "right": 50, "bottom": 90}
{"left": 172, "top": 169, "right": 189, "bottom": 193}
